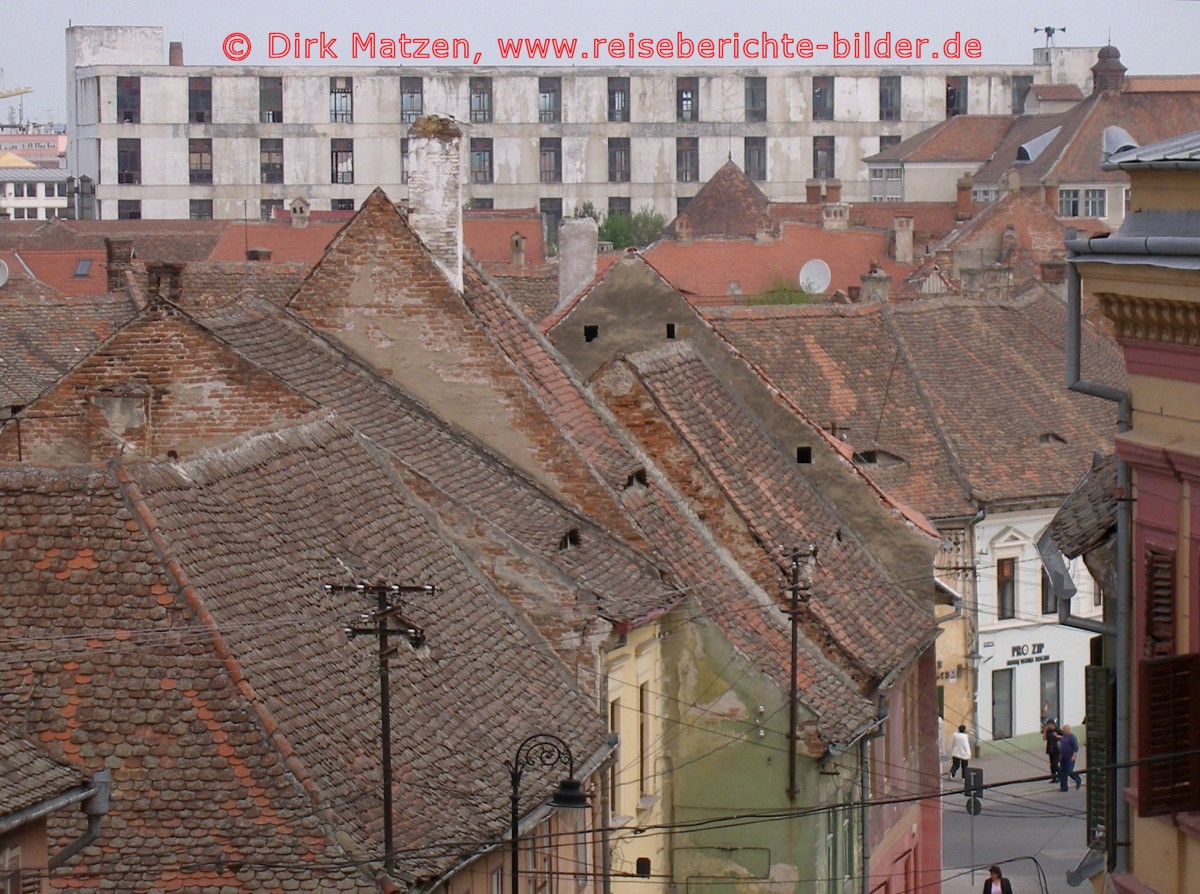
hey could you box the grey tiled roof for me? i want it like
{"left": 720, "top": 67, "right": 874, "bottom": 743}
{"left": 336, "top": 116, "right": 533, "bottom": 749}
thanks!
{"left": 1049, "top": 454, "right": 1118, "bottom": 558}
{"left": 0, "top": 723, "right": 85, "bottom": 819}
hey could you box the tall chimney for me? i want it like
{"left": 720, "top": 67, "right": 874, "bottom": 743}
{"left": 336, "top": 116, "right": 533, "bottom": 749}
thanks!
{"left": 104, "top": 237, "right": 134, "bottom": 291}
{"left": 825, "top": 179, "right": 842, "bottom": 203}
{"left": 407, "top": 116, "right": 463, "bottom": 291}
{"left": 556, "top": 217, "right": 598, "bottom": 310}
{"left": 805, "top": 179, "right": 823, "bottom": 204}
{"left": 860, "top": 263, "right": 891, "bottom": 303}
{"left": 955, "top": 174, "right": 974, "bottom": 222}
{"left": 169, "top": 42, "right": 184, "bottom": 66}
{"left": 893, "top": 217, "right": 914, "bottom": 265}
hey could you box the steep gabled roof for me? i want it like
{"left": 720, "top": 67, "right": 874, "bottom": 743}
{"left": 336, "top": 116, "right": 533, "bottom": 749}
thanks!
{"left": 864, "top": 116, "right": 1017, "bottom": 165}
{"left": 663, "top": 160, "right": 770, "bottom": 239}
{"left": 1048, "top": 454, "right": 1117, "bottom": 559}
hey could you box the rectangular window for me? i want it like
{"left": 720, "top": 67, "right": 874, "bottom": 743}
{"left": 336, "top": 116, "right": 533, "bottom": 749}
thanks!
{"left": 608, "top": 77, "right": 630, "bottom": 122}
{"left": 117, "top": 138, "right": 141, "bottom": 185}
{"left": 946, "top": 76, "right": 968, "bottom": 117}
{"left": 117, "top": 199, "right": 141, "bottom": 220}
{"left": 400, "top": 77, "right": 423, "bottom": 123}
{"left": 400, "top": 138, "right": 409, "bottom": 185}
{"left": 1145, "top": 547, "right": 1176, "bottom": 657}
{"left": 331, "top": 198, "right": 355, "bottom": 211}
{"left": 745, "top": 76, "right": 767, "bottom": 122}
{"left": 188, "top": 138, "right": 213, "bottom": 185}
{"left": 880, "top": 134, "right": 901, "bottom": 151}
{"left": 470, "top": 138, "right": 494, "bottom": 184}
{"left": 1124, "top": 187, "right": 1131, "bottom": 213}
{"left": 879, "top": 76, "right": 901, "bottom": 121}
{"left": 188, "top": 76, "right": 212, "bottom": 123}
{"left": 1084, "top": 188, "right": 1107, "bottom": 218}
{"left": 330, "top": 76, "right": 353, "bottom": 123}
{"left": 1137, "top": 654, "right": 1200, "bottom": 815}
{"left": 813, "top": 136, "right": 835, "bottom": 180}
{"left": 469, "top": 198, "right": 493, "bottom": 210}
{"left": 538, "top": 77, "right": 561, "bottom": 123}
{"left": 189, "top": 199, "right": 213, "bottom": 220}
{"left": 973, "top": 187, "right": 999, "bottom": 205}
{"left": 676, "top": 137, "right": 699, "bottom": 182}
{"left": 608, "top": 196, "right": 631, "bottom": 217}
{"left": 1042, "top": 567, "right": 1057, "bottom": 615}
{"left": 744, "top": 136, "right": 767, "bottom": 182}
{"left": 2, "top": 845, "right": 23, "bottom": 894}
{"left": 260, "top": 138, "right": 283, "bottom": 184}
{"left": 331, "top": 138, "right": 354, "bottom": 184}
{"left": 540, "top": 197, "right": 563, "bottom": 250}
{"left": 609, "top": 698, "right": 621, "bottom": 813}
{"left": 259, "top": 76, "right": 283, "bottom": 123}
{"left": 1040, "top": 662, "right": 1062, "bottom": 726}
{"left": 260, "top": 198, "right": 283, "bottom": 221}
{"left": 1012, "top": 75, "right": 1034, "bottom": 112}
{"left": 812, "top": 76, "right": 834, "bottom": 120}
{"left": 539, "top": 138, "right": 562, "bottom": 183}
{"left": 470, "top": 77, "right": 492, "bottom": 123}
{"left": 997, "top": 557, "right": 1017, "bottom": 620}
{"left": 992, "top": 668, "right": 1014, "bottom": 739}
{"left": 676, "top": 77, "right": 698, "bottom": 122}
{"left": 608, "top": 137, "right": 630, "bottom": 183}
{"left": 117, "top": 76, "right": 140, "bottom": 123}
{"left": 676, "top": 196, "right": 691, "bottom": 215}
{"left": 1059, "top": 188, "right": 1081, "bottom": 217}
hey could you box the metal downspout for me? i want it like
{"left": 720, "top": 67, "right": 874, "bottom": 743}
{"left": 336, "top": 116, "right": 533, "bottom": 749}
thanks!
{"left": 1066, "top": 258, "right": 1132, "bottom": 876}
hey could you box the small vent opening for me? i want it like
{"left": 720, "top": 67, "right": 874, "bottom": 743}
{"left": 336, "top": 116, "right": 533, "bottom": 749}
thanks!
{"left": 559, "top": 528, "right": 581, "bottom": 550}
{"left": 797, "top": 446, "right": 813, "bottom": 464}
{"left": 584, "top": 325, "right": 599, "bottom": 342}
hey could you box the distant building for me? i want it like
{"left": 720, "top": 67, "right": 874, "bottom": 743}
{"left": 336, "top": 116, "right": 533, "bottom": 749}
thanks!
{"left": 0, "top": 155, "right": 70, "bottom": 220}
{"left": 65, "top": 25, "right": 1099, "bottom": 221}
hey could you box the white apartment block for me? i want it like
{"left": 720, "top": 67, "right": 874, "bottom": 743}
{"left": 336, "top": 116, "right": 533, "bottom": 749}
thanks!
{"left": 0, "top": 169, "right": 71, "bottom": 220}
{"left": 67, "top": 26, "right": 1099, "bottom": 223}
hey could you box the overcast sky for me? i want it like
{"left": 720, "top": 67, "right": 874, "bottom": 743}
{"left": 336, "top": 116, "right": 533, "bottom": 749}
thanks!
{"left": 5, "top": 0, "right": 1200, "bottom": 125}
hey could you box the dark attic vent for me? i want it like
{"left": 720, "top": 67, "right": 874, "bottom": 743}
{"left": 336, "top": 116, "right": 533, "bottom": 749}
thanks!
{"left": 797, "top": 446, "right": 813, "bottom": 464}
{"left": 1039, "top": 432, "right": 1067, "bottom": 445}
{"left": 559, "top": 528, "right": 581, "bottom": 550}
{"left": 852, "top": 449, "right": 905, "bottom": 468}
{"left": 625, "top": 468, "right": 648, "bottom": 489}
{"left": 666, "top": 323, "right": 677, "bottom": 339}
{"left": 584, "top": 325, "right": 599, "bottom": 342}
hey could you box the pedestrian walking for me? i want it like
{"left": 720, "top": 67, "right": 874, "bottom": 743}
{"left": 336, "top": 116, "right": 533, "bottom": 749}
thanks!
{"left": 950, "top": 724, "right": 972, "bottom": 778}
{"left": 1058, "top": 724, "right": 1083, "bottom": 791}
{"left": 1044, "top": 720, "right": 1061, "bottom": 784}
{"left": 982, "top": 864, "right": 1014, "bottom": 894}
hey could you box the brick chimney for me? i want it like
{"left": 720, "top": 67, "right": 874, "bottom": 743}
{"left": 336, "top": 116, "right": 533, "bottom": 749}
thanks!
{"left": 806, "top": 179, "right": 823, "bottom": 204}
{"left": 246, "top": 248, "right": 272, "bottom": 261}
{"left": 557, "top": 217, "right": 598, "bottom": 311}
{"left": 893, "top": 217, "right": 914, "bottom": 265}
{"left": 860, "top": 263, "right": 890, "bottom": 302}
{"left": 955, "top": 174, "right": 974, "bottom": 222}
{"left": 407, "top": 115, "right": 463, "bottom": 291}
{"left": 105, "top": 237, "right": 134, "bottom": 291}
{"left": 1042, "top": 175, "right": 1059, "bottom": 212}
{"left": 825, "top": 179, "right": 842, "bottom": 203}
{"left": 169, "top": 41, "right": 184, "bottom": 66}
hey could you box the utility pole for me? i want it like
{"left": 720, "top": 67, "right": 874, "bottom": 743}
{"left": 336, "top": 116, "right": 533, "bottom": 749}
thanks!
{"left": 783, "top": 545, "right": 816, "bottom": 801}
{"left": 326, "top": 581, "right": 432, "bottom": 876}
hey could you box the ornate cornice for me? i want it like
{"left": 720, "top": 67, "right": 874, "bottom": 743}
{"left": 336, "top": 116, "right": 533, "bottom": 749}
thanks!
{"left": 1097, "top": 292, "right": 1200, "bottom": 346}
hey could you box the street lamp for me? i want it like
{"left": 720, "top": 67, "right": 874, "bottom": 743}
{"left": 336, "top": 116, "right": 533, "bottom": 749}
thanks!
{"left": 507, "top": 733, "right": 589, "bottom": 894}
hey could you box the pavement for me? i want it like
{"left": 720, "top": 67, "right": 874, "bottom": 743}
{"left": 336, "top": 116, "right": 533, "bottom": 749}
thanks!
{"left": 940, "top": 730, "right": 1089, "bottom": 894}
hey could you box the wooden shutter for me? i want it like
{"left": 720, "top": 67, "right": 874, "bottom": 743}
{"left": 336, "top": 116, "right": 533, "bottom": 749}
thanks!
{"left": 1137, "top": 653, "right": 1200, "bottom": 816}
{"left": 1084, "top": 665, "right": 1114, "bottom": 847}
{"left": 1144, "top": 547, "right": 1175, "bottom": 657}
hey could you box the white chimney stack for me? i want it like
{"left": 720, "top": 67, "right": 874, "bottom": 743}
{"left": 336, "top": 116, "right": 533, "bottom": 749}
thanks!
{"left": 407, "top": 116, "right": 463, "bottom": 292}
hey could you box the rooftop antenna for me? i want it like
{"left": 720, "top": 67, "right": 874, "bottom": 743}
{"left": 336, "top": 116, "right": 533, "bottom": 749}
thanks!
{"left": 1034, "top": 26, "right": 1066, "bottom": 48}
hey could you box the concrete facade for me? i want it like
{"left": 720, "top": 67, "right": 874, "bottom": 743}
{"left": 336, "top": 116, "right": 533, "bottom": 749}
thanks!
{"left": 66, "top": 25, "right": 1097, "bottom": 221}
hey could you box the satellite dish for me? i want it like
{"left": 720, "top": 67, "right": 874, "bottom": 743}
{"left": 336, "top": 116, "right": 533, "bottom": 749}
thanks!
{"left": 798, "top": 258, "right": 831, "bottom": 294}
{"left": 0, "top": 259, "right": 9, "bottom": 288}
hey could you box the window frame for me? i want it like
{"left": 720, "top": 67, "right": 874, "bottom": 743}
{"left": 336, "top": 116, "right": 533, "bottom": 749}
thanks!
{"left": 744, "top": 136, "right": 767, "bottom": 182}
{"left": 117, "top": 199, "right": 141, "bottom": 220}
{"left": 946, "top": 76, "right": 968, "bottom": 117}
{"left": 116, "top": 138, "right": 141, "bottom": 185}
{"left": 330, "top": 138, "right": 354, "bottom": 185}
{"left": 539, "top": 137, "right": 562, "bottom": 183}
{"left": 188, "top": 198, "right": 213, "bottom": 220}
{"left": 608, "top": 77, "right": 630, "bottom": 122}
{"left": 676, "top": 77, "right": 699, "bottom": 123}
{"left": 745, "top": 76, "right": 767, "bottom": 122}
{"left": 116, "top": 76, "right": 140, "bottom": 123}
{"left": 879, "top": 76, "right": 901, "bottom": 122}
{"left": 469, "top": 76, "right": 493, "bottom": 123}
{"left": 812, "top": 76, "right": 834, "bottom": 121}
{"left": 608, "top": 137, "right": 630, "bottom": 183}
{"left": 676, "top": 137, "right": 699, "bottom": 183}
{"left": 1059, "top": 188, "right": 1081, "bottom": 217}
{"left": 259, "top": 76, "right": 283, "bottom": 124}
{"left": 188, "top": 76, "right": 212, "bottom": 124}
{"left": 997, "top": 556, "right": 1017, "bottom": 621}
{"left": 259, "top": 138, "right": 284, "bottom": 185}
{"left": 330, "top": 76, "right": 353, "bottom": 123}
{"left": 813, "top": 135, "right": 835, "bottom": 180}
{"left": 1083, "top": 188, "right": 1107, "bottom": 218}
{"left": 470, "top": 137, "right": 494, "bottom": 184}
{"left": 400, "top": 77, "right": 424, "bottom": 123}
{"left": 538, "top": 77, "right": 562, "bottom": 123}
{"left": 188, "top": 138, "right": 213, "bottom": 185}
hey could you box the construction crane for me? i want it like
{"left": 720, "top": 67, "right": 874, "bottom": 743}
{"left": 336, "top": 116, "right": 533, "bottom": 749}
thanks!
{"left": 0, "top": 69, "right": 32, "bottom": 102}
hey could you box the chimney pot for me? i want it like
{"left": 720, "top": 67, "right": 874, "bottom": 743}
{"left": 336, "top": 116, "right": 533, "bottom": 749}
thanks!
{"left": 246, "top": 248, "right": 272, "bottom": 261}
{"left": 169, "top": 41, "right": 184, "bottom": 66}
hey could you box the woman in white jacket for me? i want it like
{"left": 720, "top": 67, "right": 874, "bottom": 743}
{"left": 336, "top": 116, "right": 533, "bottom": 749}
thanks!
{"left": 949, "top": 724, "right": 972, "bottom": 778}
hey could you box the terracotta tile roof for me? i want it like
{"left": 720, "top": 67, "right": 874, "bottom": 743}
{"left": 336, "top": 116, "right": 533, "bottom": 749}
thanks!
{"left": 207, "top": 222, "right": 347, "bottom": 265}
{"left": 0, "top": 292, "right": 139, "bottom": 407}
{"left": 1048, "top": 454, "right": 1117, "bottom": 559}
{"left": 768, "top": 202, "right": 959, "bottom": 248}
{"left": 14, "top": 249, "right": 109, "bottom": 295}
{"left": 175, "top": 260, "right": 309, "bottom": 309}
{"left": 643, "top": 223, "right": 908, "bottom": 301}
{"left": 187, "top": 295, "right": 676, "bottom": 628}
{"left": 864, "top": 116, "right": 1016, "bottom": 164}
{"left": 120, "top": 416, "right": 611, "bottom": 887}
{"left": 0, "top": 722, "right": 86, "bottom": 819}
{"left": 0, "top": 464, "right": 368, "bottom": 891}
{"left": 704, "top": 292, "right": 1121, "bottom": 517}
{"left": 610, "top": 342, "right": 936, "bottom": 680}
{"left": 463, "top": 208, "right": 546, "bottom": 265}
{"left": 1123, "top": 75, "right": 1200, "bottom": 92}
{"left": 1028, "top": 85, "right": 1085, "bottom": 101}
{"left": 663, "top": 161, "right": 770, "bottom": 239}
